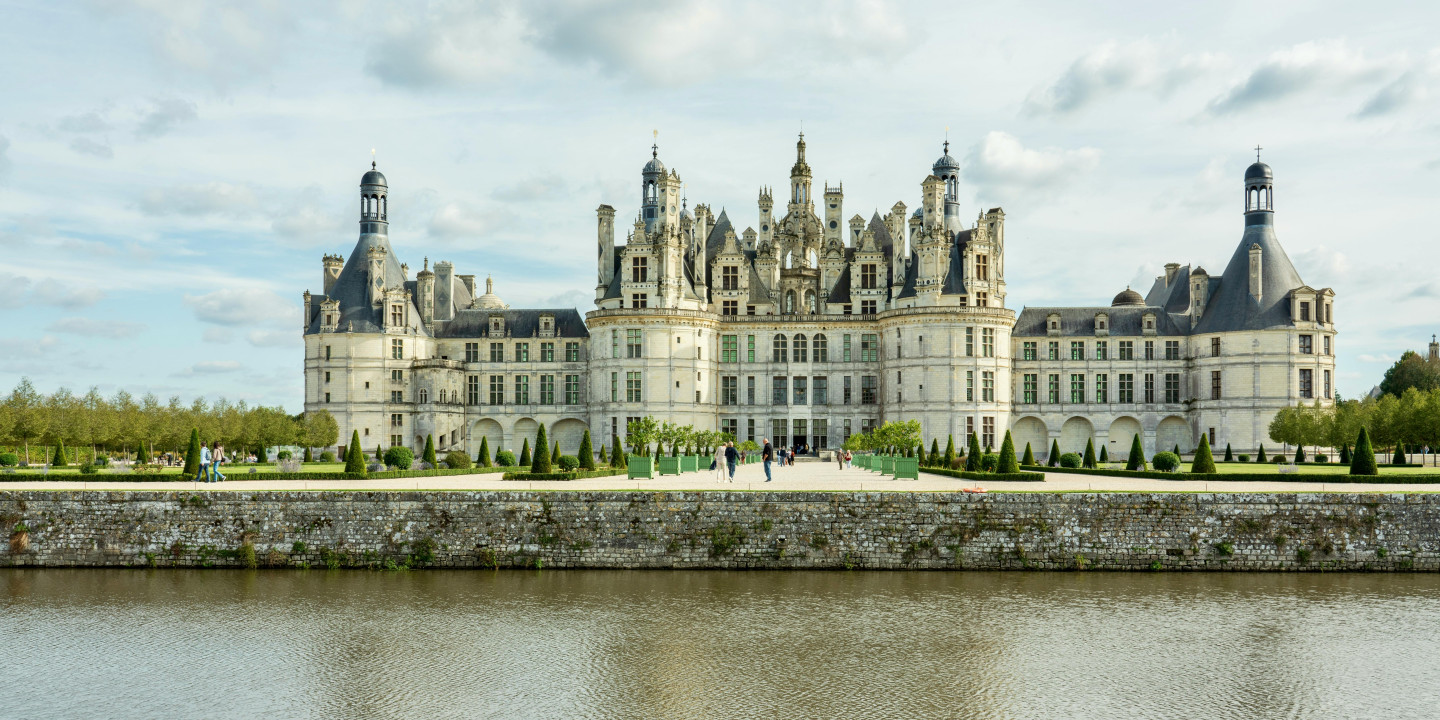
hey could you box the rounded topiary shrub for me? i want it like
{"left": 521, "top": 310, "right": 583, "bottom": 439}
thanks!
{"left": 980, "top": 453, "right": 999, "bottom": 472}
{"left": 320, "top": 451, "right": 336, "bottom": 463}
{"left": 1058, "top": 452, "right": 1083, "bottom": 469}
{"left": 444, "top": 451, "right": 471, "bottom": 470}
{"left": 1275, "top": 455, "right": 1287, "bottom": 464}
{"left": 558, "top": 455, "right": 580, "bottom": 471}
{"left": 277, "top": 450, "right": 293, "bottom": 460}
{"left": 1152, "top": 452, "right": 1181, "bottom": 472}
{"left": 495, "top": 450, "right": 517, "bottom": 467}
{"left": 383, "top": 446, "right": 414, "bottom": 470}
{"left": 0, "top": 453, "right": 17, "bottom": 467}
{"left": 1314, "top": 454, "right": 1329, "bottom": 463}
{"left": 1237, "top": 454, "right": 1250, "bottom": 462}
{"left": 79, "top": 463, "right": 99, "bottom": 475}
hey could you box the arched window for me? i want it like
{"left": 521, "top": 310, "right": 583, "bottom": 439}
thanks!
{"left": 805, "top": 289, "right": 816, "bottom": 313}
{"left": 1248, "top": 188, "right": 1258, "bottom": 211}
{"left": 419, "top": 389, "right": 429, "bottom": 403}
{"left": 380, "top": 195, "right": 386, "bottom": 219}
{"left": 813, "top": 333, "right": 828, "bottom": 362}
{"left": 793, "top": 334, "right": 808, "bottom": 360}
{"left": 772, "top": 334, "right": 788, "bottom": 363}
{"left": 785, "top": 290, "right": 796, "bottom": 314}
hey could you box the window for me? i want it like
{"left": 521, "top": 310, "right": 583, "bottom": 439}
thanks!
{"left": 1324, "top": 369, "right": 1331, "bottom": 399}
{"left": 861, "top": 300, "right": 876, "bottom": 314}
{"left": 390, "top": 304, "right": 403, "bottom": 327}
{"left": 1070, "top": 341, "right": 1084, "bottom": 360}
{"left": 1300, "top": 301, "right": 1310, "bottom": 321}
{"left": 1323, "top": 336, "right": 1331, "bottom": 355}
{"left": 772, "top": 334, "right": 788, "bottom": 363}
{"left": 793, "top": 334, "right": 808, "bottom": 361}
{"left": 721, "top": 266, "right": 739, "bottom": 290}
{"left": 627, "top": 329, "right": 643, "bottom": 358}
{"left": 748, "top": 418, "right": 756, "bottom": 441}
{"left": 1118, "top": 373, "right": 1134, "bottom": 403}
{"left": 842, "top": 335, "right": 852, "bottom": 362}
{"left": 747, "top": 305, "right": 756, "bottom": 316}
{"left": 631, "top": 293, "right": 647, "bottom": 308}
{"left": 1022, "top": 374, "right": 1038, "bottom": 404}
{"left": 465, "top": 343, "right": 479, "bottom": 362}
{"left": 325, "top": 345, "right": 332, "bottom": 360}
{"left": 1211, "top": 370, "right": 1221, "bottom": 400}
{"left": 982, "top": 328, "right": 995, "bottom": 357}
{"left": 966, "top": 371, "right": 974, "bottom": 401}
{"left": 722, "top": 300, "right": 738, "bottom": 316}
{"left": 611, "top": 330, "right": 619, "bottom": 358}
{"left": 467, "top": 376, "right": 479, "bottom": 405}
{"left": 391, "top": 414, "right": 403, "bottom": 428}
{"left": 1095, "top": 374, "right": 1108, "bottom": 403}
{"left": 1144, "top": 373, "right": 1155, "bottom": 404}
{"left": 842, "top": 419, "right": 851, "bottom": 442}
{"left": 566, "top": 342, "right": 581, "bottom": 362}
{"left": 515, "top": 375, "right": 530, "bottom": 404}
{"left": 966, "top": 328, "right": 975, "bottom": 357}
{"left": 391, "top": 390, "right": 404, "bottom": 402}
{"left": 814, "top": 376, "right": 828, "bottom": 404}
{"left": 515, "top": 343, "right": 529, "bottom": 362}
{"left": 631, "top": 256, "right": 648, "bottom": 282}
{"left": 391, "top": 339, "right": 404, "bottom": 359}
{"left": 1048, "top": 341, "right": 1059, "bottom": 360}
{"left": 860, "top": 334, "right": 878, "bottom": 362}
{"left": 773, "top": 376, "right": 788, "bottom": 405}
{"left": 1299, "top": 369, "right": 1313, "bottom": 398}
{"left": 1048, "top": 374, "right": 1060, "bottom": 404}
{"left": 626, "top": 372, "right": 642, "bottom": 402}
{"left": 324, "top": 392, "right": 330, "bottom": 403}
{"left": 1096, "top": 341, "right": 1108, "bottom": 360}
{"left": 489, "top": 376, "right": 504, "bottom": 405}
{"left": 982, "top": 417, "right": 995, "bottom": 450}
{"left": 490, "top": 342, "right": 504, "bottom": 362}
{"left": 747, "top": 376, "right": 756, "bottom": 405}
{"left": 772, "top": 419, "right": 788, "bottom": 447}
{"left": 539, "top": 375, "right": 554, "bottom": 404}
{"left": 975, "top": 254, "right": 989, "bottom": 281}
{"left": 610, "top": 372, "right": 618, "bottom": 402}
{"left": 1119, "top": 341, "right": 1134, "bottom": 360}
{"left": 983, "top": 371, "right": 995, "bottom": 402}
{"left": 860, "top": 264, "right": 877, "bottom": 289}
{"left": 1070, "top": 374, "right": 1085, "bottom": 403}
{"left": 1164, "top": 340, "right": 1180, "bottom": 360}
{"left": 391, "top": 369, "right": 403, "bottom": 383}
{"left": 538, "top": 342, "right": 553, "bottom": 362}
{"left": 965, "top": 417, "right": 974, "bottom": 440}
{"left": 975, "top": 292, "right": 988, "bottom": 307}
{"left": 1144, "top": 340, "right": 1155, "bottom": 360}
{"left": 722, "top": 335, "right": 738, "bottom": 363}
{"left": 390, "top": 434, "right": 402, "bottom": 447}
{"left": 794, "top": 376, "right": 807, "bottom": 405}
{"left": 1164, "top": 373, "right": 1180, "bottom": 403}
{"left": 843, "top": 376, "right": 852, "bottom": 404}
{"left": 747, "top": 335, "right": 756, "bottom": 363}
{"left": 1211, "top": 338, "right": 1221, "bottom": 357}
{"left": 721, "top": 376, "right": 738, "bottom": 405}
{"left": 813, "top": 334, "right": 828, "bottom": 362}
{"left": 1023, "top": 341, "right": 1037, "bottom": 361}
{"left": 861, "top": 375, "right": 877, "bottom": 404}
{"left": 1299, "top": 335, "right": 1312, "bottom": 354}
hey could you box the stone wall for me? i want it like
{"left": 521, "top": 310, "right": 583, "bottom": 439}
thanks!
{"left": 2, "top": 490, "right": 1436, "bottom": 571}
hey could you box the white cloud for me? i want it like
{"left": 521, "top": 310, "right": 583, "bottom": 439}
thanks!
{"left": 962, "top": 131, "right": 1100, "bottom": 198}
{"left": 57, "top": 111, "right": 111, "bottom": 133}
{"left": 1206, "top": 40, "right": 1388, "bottom": 116}
{"left": 139, "top": 181, "right": 258, "bottom": 216}
{"left": 0, "top": 273, "right": 29, "bottom": 308}
{"left": 1357, "top": 353, "right": 1394, "bottom": 364}
{"left": 1025, "top": 39, "right": 1219, "bottom": 115}
{"left": 246, "top": 329, "right": 297, "bottom": 347}
{"left": 47, "top": 317, "right": 146, "bottom": 339}
{"left": 427, "top": 202, "right": 515, "bottom": 240}
{"left": 136, "top": 96, "right": 198, "bottom": 138}
{"left": 187, "top": 360, "right": 242, "bottom": 374}
{"left": 184, "top": 287, "right": 296, "bottom": 327}
{"left": 96, "top": 2, "right": 300, "bottom": 90}
{"left": 203, "top": 327, "right": 234, "bottom": 344}
{"left": 492, "top": 175, "right": 567, "bottom": 202}
{"left": 0, "top": 133, "right": 10, "bottom": 181}
{"left": 69, "top": 137, "right": 114, "bottom": 159}
{"left": 33, "top": 279, "right": 105, "bottom": 309}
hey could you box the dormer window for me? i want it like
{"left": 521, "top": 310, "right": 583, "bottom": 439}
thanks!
{"left": 539, "top": 314, "right": 555, "bottom": 338}
{"left": 1094, "top": 313, "right": 1109, "bottom": 335}
{"left": 1299, "top": 301, "right": 1310, "bottom": 321}
{"left": 1047, "top": 313, "right": 1061, "bottom": 336}
{"left": 722, "top": 266, "right": 739, "bottom": 290}
{"left": 1142, "top": 313, "right": 1156, "bottom": 334}
{"left": 489, "top": 316, "right": 505, "bottom": 336}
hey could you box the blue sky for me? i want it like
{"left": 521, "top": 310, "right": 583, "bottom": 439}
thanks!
{"left": 2, "top": 0, "right": 1437, "bottom": 411}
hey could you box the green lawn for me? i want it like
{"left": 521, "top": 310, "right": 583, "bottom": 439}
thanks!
{"left": 1207, "top": 462, "right": 1440, "bottom": 475}
{"left": 0, "top": 462, "right": 349, "bottom": 476}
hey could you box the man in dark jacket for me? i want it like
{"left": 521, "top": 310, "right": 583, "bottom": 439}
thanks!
{"left": 724, "top": 441, "right": 739, "bottom": 481}
{"left": 761, "top": 438, "right": 773, "bottom": 482}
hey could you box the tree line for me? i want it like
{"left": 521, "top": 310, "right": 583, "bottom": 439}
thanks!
{"left": 1269, "top": 388, "right": 1440, "bottom": 462}
{"left": 0, "top": 378, "right": 338, "bottom": 464}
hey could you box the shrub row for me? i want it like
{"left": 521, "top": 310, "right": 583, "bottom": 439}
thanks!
{"left": 17, "top": 466, "right": 528, "bottom": 482}
{"left": 922, "top": 467, "right": 1045, "bottom": 482}
{"left": 1023, "top": 464, "right": 1440, "bottom": 484}
{"left": 501, "top": 468, "right": 627, "bottom": 481}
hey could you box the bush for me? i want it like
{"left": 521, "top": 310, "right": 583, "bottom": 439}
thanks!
{"left": 496, "top": 450, "right": 517, "bottom": 467}
{"left": 558, "top": 455, "right": 580, "bottom": 471}
{"left": 1351, "top": 427, "right": 1378, "bottom": 476}
{"left": 949, "top": 457, "right": 964, "bottom": 470}
{"left": 1057, "top": 452, "right": 1083, "bottom": 468}
{"left": 980, "top": 453, "right": 999, "bottom": 472}
{"left": 320, "top": 451, "right": 337, "bottom": 462}
{"left": 1191, "top": 435, "right": 1216, "bottom": 474}
{"left": 476, "top": 437, "right": 492, "bottom": 468}
{"left": 1274, "top": 455, "right": 1287, "bottom": 464}
{"left": 184, "top": 428, "right": 201, "bottom": 477}
{"left": 0, "top": 453, "right": 16, "bottom": 467}
{"left": 532, "top": 424, "right": 552, "bottom": 473}
{"left": 423, "top": 435, "right": 438, "bottom": 466}
{"left": 1125, "top": 433, "right": 1145, "bottom": 471}
{"left": 79, "top": 463, "right": 98, "bottom": 475}
{"left": 578, "top": 430, "right": 595, "bottom": 470}
{"left": 344, "top": 431, "right": 366, "bottom": 475}
{"left": 383, "top": 446, "right": 414, "bottom": 470}
{"left": 52, "top": 440, "right": 68, "bottom": 467}
{"left": 276, "top": 458, "right": 303, "bottom": 473}
{"left": 414, "top": 461, "right": 432, "bottom": 471}
{"left": 303, "top": 447, "right": 313, "bottom": 463}
{"left": 1315, "top": 454, "right": 1329, "bottom": 463}
{"left": 1152, "top": 452, "right": 1180, "bottom": 472}
{"left": 367, "top": 463, "right": 384, "bottom": 473}
{"left": 519, "top": 439, "right": 531, "bottom": 467}
{"left": 1238, "top": 454, "right": 1251, "bottom": 462}
{"left": 444, "top": 451, "right": 471, "bottom": 470}
{"left": 998, "top": 431, "right": 1019, "bottom": 473}
{"left": 277, "top": 450, "right": 293, "bottom": 460}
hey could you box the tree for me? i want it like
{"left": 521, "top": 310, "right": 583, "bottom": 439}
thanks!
{"left": 305, "top": 410, "right": 340, "bottom": 454}
{"left": 137, "top": 440, "right": 150, "bottom": 464}
{"left": 597, "top": 443, "right": 608, "bottom": 465}
{"left": 943, "top": 435, "right": 956, "bottom": 467}
{"left": 929, "top": 438, "right": 940, "bottom": 466}
{"left": 1021, "top": 442, "right": 1035, "bottom": 466}
{"left": 532, "top": 424, "right": 551, "bottom": 472}
{"left": 1047, "top": 439, "right": 1061, "bottom": 468}
{"left": 1379, "top": 350, "right": 1440, "bottom": 398}
{"left": 1099, "top": 445, "right": 1109, "bottom": 463}
{"left": 1224, "top": 443, "right": 1233, "bottom": 462}
{"left": 423, "top": 434, "right": 438, "bottom": 466}
{"left": 1082, "top": 439, "right": 1096, "bottom": 469}
{"left": 966, "top": 433, "right": 982, "bottom": 471}
{"left": 1339, "top": 443, "right": 1350, "bottom": 465}
{"left": 184, "top": 428, "right": 201, "bottom": 477}
{"left": 626, "top": 417, "right": 660, "bottom": 455}
{"left": 303, "top": 446, "right": 313, "bottom": 462}
{"left": 611, "top": 433, "right": 624, "bottom": 467}
{"left": 578, "top": 430, "right": 595, "bottom": 469}
{"left": 1125, "top": 433, "right": 1146, "bottom": 471}
{"left": 1393, "top": 441, "right": 1408, "bottom": 465}
{"left": 1172, "top": 443, "right": 1181, "bottom": 457}
{"left": 1257, "top": 444, "right": 1267, "bottom": 463}
{"left": 551, "top": 440, "right": 560, "bottom": 465}
{"left": 344, "top": 430, "right": 366, "bottom": 475}
{"left": 519, "top": 438, "right": 532, "bottom": 467}
{"left": 1192, "top": 434, "right": 1217, "bottom": 473}
{"left": 1350, "top": 427, "right": 1378, "bottom": 475}
{"left": 7, "top": 378, "right": 49, "bottom": 464}
{"left": 476, "top": 437, "right": 492, "bottom": 467}
{"left": 52, "top": 439, "right": 68, "bottom": 467}
{"left": 998, "top": 430, "right": 1019, "bottom": 473}
{"left": 1294, "top": 445, "right": 1306, "bottom": 463}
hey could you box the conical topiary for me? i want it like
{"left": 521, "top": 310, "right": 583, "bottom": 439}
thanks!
{"left": 579, "top": 430, "right": 595, "bottom": 469}
{"left": 552, "top": 440, "right": 560, "bottom": 465}
{"left": 1295, "top": 445, "right": 1306, "bottom": 463}
{"left": 137, "top": 440, "right": 150, "bottom": 464}
{"left": 1099, "top": 445, "right": 1109, "bottom": 463}
{"left": 52, "top": 440, "right": 67, "bottom": 467}
{"left": 1339, "top": 444, "right": 1350, "bottom": 464}
{"left": 998, "top": 430, "right": 1019, "bottom": 473}
{"left": 423, "top": 434, "right": 437, "bottom": 466}
{"left": 1173, "top": 443, "right": 1181, "bottom": 458}
{"left": 929, "top": 439, "right": 940, "bottom": 467}
{"left": 476, "top": 437, "right": 492, "bottom": 467}
{"left": 611, "top": 433, "right": 623, "bottom": 468}
{"left": 303, "top": 446, "right": 313, "bottom": 463}
{"left": 1048, "top": 439, "right": 1061, "bottom": 468}
{"left": 598, "top": 444, "right": 609, "bottom": 465}
{"left": 519, "top": 438, "right": 531, "bottom": 467}
{"left": 183, "top": 428, "right": 201, "bottom": 477}
{"left": 1125, "top": 433, "right": 1146, "bottom": 471}
{"left": 1191, "top": 434, "right": 1217, "bottom": 474}
{"left": 376, "top": 444, "right": 383, "bottom": 462}
{"left": 531, "top": 425, "right": 550, "bottom": 473}
{"left": 1223, "top": 443, "right": 1233, "bottom": 462}
{"left": 944, "top": 435, "right": 956, "bottom": 467}
{"left": 1350, "top": 427, "right": 1378, "bottom": 476}
{"left": 966, "top": 433, "right": 982, "bottom": 471}
{"left": 345, "top": 430, "right": 366, "bottom": 475}
{"left": 1257, "top": 444, "right": 1267, "bottom": 463}
{"left": 1082, "top": 439, "right": 1096, "bottom": 469}
{"left": 1393, "top": 443, "right": 1407, "bottom": 465}
{"left": 1021, "top": 442, "right": 1035, "bottom": 466}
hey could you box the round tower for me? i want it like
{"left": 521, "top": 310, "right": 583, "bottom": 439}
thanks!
{"left": 641, "top": 143, "right": 665, "bottom": 232}
{"left": 1244, "top": 149, "right": 1273, "bottom": 226}
{"left": 932, "top": 140, "right": 963, "bottom": 234}
{"left": 360, "top": 161, "right": 388, "bottom": 235}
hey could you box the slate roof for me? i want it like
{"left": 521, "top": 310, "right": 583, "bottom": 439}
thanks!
{"left": 826, "top": 264, "right": 852, "bottom": 303}
{"left": 1013, "top": 306, "right": 1188, "bottom": 337}
{"left": 306, "top": 232, "right": 423, "bottom": 335}
{"left": 433, "top": 308, "right": 589, "bottom": 339}
{"left": 1192, "top": 215, "right": 1305, "bottom": 333}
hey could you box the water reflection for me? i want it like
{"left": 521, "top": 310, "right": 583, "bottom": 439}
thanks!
{"left": 2, "top": 570, "right": 1438, "bottom": 719}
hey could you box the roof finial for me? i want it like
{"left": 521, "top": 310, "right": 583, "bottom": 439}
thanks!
{"left": 1255, "top": 144, "right": 1263, "bottom": 162}
{"left": 423, "top": 256, "right": 428, "bottom": 271}
{"left": 944, "top": 126, "right": 950, "bottom": 155}
{"left": 652, "top": 129, "right": 658, "bottom": 159}
{"left": 486, "top": 275, "right": 493, "bottom": 294}
{"left": 371, "top": 147, "right": 376, "bottom": 170}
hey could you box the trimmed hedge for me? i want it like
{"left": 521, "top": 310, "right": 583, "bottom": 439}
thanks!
{"left": 921, "top": 467, "right": 1045, "bottom": 482}
{"left": 17, "top": 466, "right": 527, "bottom": 482}
{"left": 501, "top": 468, "right": 627, "bottom": 481}
{"left": 1023, "top": 464, "right": 1440, "bottom": 484}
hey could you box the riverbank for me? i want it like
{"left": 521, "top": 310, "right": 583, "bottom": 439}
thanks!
{"left": 3, "top": 489, "right": 1436, "bottom": 571}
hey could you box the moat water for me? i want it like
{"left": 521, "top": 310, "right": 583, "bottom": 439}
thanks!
{"left": 3, "top": 570, "right": 1438, "bottom": 719}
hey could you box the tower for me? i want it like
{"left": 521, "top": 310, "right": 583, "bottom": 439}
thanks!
{"left": 597, "top": 204, "right": 616, "bottom": 291}
{"left": 1244, "top": 150, "right": 1274, "bottom": 225}
{"left": 641, "top": 143, "right": 667, "bottom": 233}
{"left": 417, "top": 258, "right": 435, "bottom": 325}
{"left": 824, "top": 184, "right": 843, "bottom": 244}
{"left": 932, "top": 140, "right": 962, "bottom": 233}
{"left": 788, "top": 133, "right": 812, "bottom": 213}
{"left": 360, "top": 161, "right": 388, "bottom": 236}
{"left": 758, "top": 187, "right": 774, "bottom": 247}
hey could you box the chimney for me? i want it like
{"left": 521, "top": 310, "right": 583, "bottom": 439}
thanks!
{"left": 322, "top": 254, "right": 343, "bottom": 295}
{"left": 433, "top": 261, "right": 454, "bottom": 322}
{"left": 1189, "top": 267, "right": 1209, "bottom": 320}
{"left": 1248, "top": 244, "right": 1263, "bottom": 302}
{"left": 1164, "top": 262, "right": 1180, "bottom": 285}
{"left": 921, "top": 176, "right": 943, "bottom": 230}
{"left": 458, "top": 274, "right": 476, "bottom": 297}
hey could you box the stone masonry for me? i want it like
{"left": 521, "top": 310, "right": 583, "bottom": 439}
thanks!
{"left": 2, "top": 491, "right": 1436, "bottom": 571}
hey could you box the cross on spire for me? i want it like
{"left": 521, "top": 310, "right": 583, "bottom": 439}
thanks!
{"left": 1255, "top": 144, "right": 1263, "bottom": 162}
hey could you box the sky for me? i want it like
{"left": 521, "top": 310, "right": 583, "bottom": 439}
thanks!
{"left": 1, "top": 0, "right": 1437, "bottom": 412}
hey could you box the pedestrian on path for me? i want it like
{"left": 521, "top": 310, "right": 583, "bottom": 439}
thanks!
{"left": 725, "top": 441, "right": 738, "bottom": 481}
{"left": 212, "top": 442, "right": 227, "bottom": 482}
{"left": 762, "top": 438, "right": 773, "bottom": 482}
{"left": 195, "top": 443, "right": 211, "bottom": 483}
{"left": 713, "top": 442, "right": 726, "bottom": 482}
{"left": 837, "top": 449, "right": 844, "bottom": 470}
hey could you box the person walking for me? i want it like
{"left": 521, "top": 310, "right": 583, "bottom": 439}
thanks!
{"left": 762, "top": 438, "right": 773, "bottom": 482}
{"left": 194, "top": 442, "right": 211, "bottom": 483}
{"left": 212, "top": 442, "right": 227, "bottom": 482}
{"left": 725, "top": 441, "right": 738, "bottom": 482}
{"left": 713, "top": 442, "right": 727, "bottom": 482}
{"left": 836, "top": 448, "right": 844, "bottom": 470}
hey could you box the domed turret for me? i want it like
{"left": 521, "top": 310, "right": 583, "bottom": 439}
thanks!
{"left": 932, "top": 140, "right": 962, "bottom": 232}
{"left": 475, "top": 275, "right": 507, "bottom": 310}
{"left": 1244, "top": 147, "right": 1274, "bottom": 225}
{"left": 1112, "top": 288, "right": 1145, "bottom": 306}
{"left": 1244, "top": 162, "right": 1272, "bottom": 180}
{"left": 360, "top": 160, "right": 388, "bottom": 235}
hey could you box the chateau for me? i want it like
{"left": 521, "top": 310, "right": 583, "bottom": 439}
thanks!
{"left": 302, "top": 138, "right": 1336, "bottom": 461}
